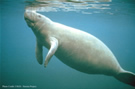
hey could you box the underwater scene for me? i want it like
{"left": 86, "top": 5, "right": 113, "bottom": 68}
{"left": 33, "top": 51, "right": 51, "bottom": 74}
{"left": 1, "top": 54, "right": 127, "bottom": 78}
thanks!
{"left": 1, "top": 0, "right": 135, "bottom": 89}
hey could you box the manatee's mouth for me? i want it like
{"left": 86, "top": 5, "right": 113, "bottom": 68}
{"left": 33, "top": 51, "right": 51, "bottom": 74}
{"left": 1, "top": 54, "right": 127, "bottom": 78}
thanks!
{"left": 24, "top": 17, "right": 35, "bottom": 27}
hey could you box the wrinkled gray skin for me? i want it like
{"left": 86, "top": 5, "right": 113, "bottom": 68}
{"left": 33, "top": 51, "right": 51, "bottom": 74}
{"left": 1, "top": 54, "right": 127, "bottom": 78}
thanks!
{"left": 24, "top": 11, "right": 135, "bottom": 87}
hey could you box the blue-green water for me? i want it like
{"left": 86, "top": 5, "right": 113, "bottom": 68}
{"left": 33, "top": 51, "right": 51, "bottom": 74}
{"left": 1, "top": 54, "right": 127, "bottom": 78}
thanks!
{"left": 1, "top": 0, "right": 135, "bottom": 89}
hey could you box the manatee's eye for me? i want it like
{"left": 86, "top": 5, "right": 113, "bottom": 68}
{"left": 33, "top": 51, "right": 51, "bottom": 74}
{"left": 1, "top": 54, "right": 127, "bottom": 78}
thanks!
{"left": 38, "top": 15, "right": 41, "bottom": 18}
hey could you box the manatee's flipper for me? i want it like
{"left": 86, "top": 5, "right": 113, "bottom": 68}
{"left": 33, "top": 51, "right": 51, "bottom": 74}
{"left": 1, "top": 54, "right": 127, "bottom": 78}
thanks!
{"left": 115, "top": 70, "right": 135, "bottom": 87}
{"left": 44, "top": 37, "right": 58, "bottom": 67}
{"left": 35, "top": 40, "right": 43, "bottom": 64}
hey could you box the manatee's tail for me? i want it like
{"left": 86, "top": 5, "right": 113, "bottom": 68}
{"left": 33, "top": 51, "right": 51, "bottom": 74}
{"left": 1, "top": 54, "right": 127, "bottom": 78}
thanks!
{"left": 114, "top": 69, "right": 135, "bottom": 87}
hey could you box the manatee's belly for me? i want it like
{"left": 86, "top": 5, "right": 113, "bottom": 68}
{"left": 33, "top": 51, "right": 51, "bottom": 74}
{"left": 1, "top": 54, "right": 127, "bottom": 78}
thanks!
{"left": 55, "top": 52, "right": 99, "bottom": 74}
{"left": 54, "top": 38, "right": 121, "bottom": 75}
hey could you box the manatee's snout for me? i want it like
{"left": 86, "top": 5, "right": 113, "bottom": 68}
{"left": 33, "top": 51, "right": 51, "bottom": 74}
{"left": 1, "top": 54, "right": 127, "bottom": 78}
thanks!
{"left": 24, "top": 10, "right": 36, "bottom": 21}
{"left": 24, "top": 10, "right": 38, "bottom": 27}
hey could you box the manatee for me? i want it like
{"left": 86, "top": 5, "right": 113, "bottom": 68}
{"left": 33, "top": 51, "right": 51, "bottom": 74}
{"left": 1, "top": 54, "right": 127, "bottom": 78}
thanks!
{"left": 24, "top": 11, "right": 135, "bottom": 87}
